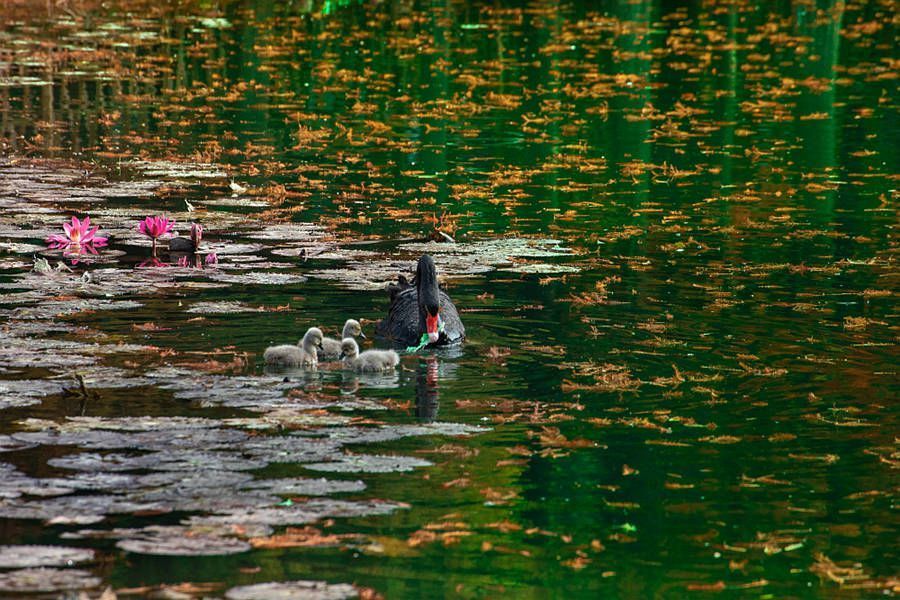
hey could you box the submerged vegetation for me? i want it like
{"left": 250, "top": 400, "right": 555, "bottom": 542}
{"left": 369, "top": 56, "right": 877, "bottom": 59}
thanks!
{"left": 0, "top": 0, "right": 897, "bottom": 597}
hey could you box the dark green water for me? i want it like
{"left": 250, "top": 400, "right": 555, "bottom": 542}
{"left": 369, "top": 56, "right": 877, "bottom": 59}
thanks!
{"left": 0, "top": 0, "right": 897, "bottom": 597}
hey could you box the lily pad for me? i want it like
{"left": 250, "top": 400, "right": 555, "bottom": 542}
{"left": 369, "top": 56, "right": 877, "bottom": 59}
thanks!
{"left": 0, "top": 568, "right": 101, "bottom": 593}
{"left": 238, "top": 436, "right": 344, "bottom": 464}
{"left": 186, "top": 301, "right": 267, "bottom": 314}
{"left": 0, "top": 435, "right": 36, "bottom": 452}
{"left": 126, "top": 159, "right": 228, "bottom": 179}
{"left": 1, "top": 494, "right": 167, "bottom": 522}
{"left": 49, "top": 450, "right": 268, "bottom": 472}
{"left": 303, "top": 454, "right": 433, "bottom": 473}
{"left": 240, "top": 477, "right": 366, "bottom": 497}
{"left": 204, "top": 196, "right": 270, "bottom": 208}
{"left": 0, "top": 241, "right": 45, "bottom": 254}
{"left": 64, "top": 522, "right": 273, "bottom": 541}
{"left": 43, "top": 472, "right": 141, "bottom": 492}
{"left": 0, "top": 545, "right": 94, "bottom": 568}
{"left": 117, "top": 534, "right": 250, "bottom": 556}
{"left": 207, "top": 271, "right": 308, "bottom": 286}
{"left": 500, "top": 263, "right": 580, "bottom": 274}
{"left": 0, "top": 379, "right": 64, "bottom": 410}
{"left": 7, "top": 299, "right": 142, "bottom": 320}
{"left": 225, "top": 581, "right": 359, "bottom": 600}
{"left": 308, "top": 237, "right": 576, "bottom": 289}
{"left": 136, "top": 470, "right": 254, "bottom": 490}
{"left": 297, "top": 422, "right": 490, "bottom": 445}
{"left": 186, "top": 499, "right": 403, "bottom": 528}
{"left": 236, "top": 223, "right": 327, "bottom": 242}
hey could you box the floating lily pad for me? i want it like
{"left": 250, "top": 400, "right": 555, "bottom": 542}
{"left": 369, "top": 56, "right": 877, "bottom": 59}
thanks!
{"left": 126, "top": 159, "right": 228, "bottom": 179}
{"left": 7, "top": 299, "right": 142, "bottom": 320}
{"left": 13, "top": 429, "right": 139, "bottom": 450}
{"left": 240, "top": 477, "right": 366, "bottom": 497}
{"left": 297, "top": 423, "right": 490, "bottom": 445}
{"left": 19, "top": 415, "right": 226, "bottom": 433}
{"left": 1, "top": 494, "right": 167, "bottom": 522}
{"left": 225, "top": 580, "right": 358, "bottom": 600}
{"left": 0, "top": 241, "right": 45, "bottom": 254}
{"left": 0, "top": 379, "right": 64, "bottom": 410}
{"left": 201, "top": 241, "right": 266, "bottom": 256}
{"left": 0, "top": 545, "right": 94, "bottom": 568}
{"left": 186, "top": 301, "right": 267, "bottom": 314}
{"left": 47, "top": 452, "right": 142, "bottom": 472}
{"left": 237, "top": 436, "right": 344, "bottom": 464}
{"left": 49, "top": 450, "right": 267, "bottom": 473}
{"left": 64, "top": 522, "right": 273, "bottom": 541}
{"left": 271, "top": 246, "right": 379, "bottom": 261}
{"left": 303, "top": 454, "right": 433, "bottom": 473}
{"left": 151, "top": 371, "right": 312, "bottom": 412}
{"left": 0, "top": 568, "right": 101, "bottom": 593}
{"left": 500, "top": 263, "right": 580, "bottom": 274}
{"left": 43, "top": 472, "right": 141, "bottom": 492}
{"left": 207, "top": 271, "right": 308, "bottom": 286}
{"left": 0, "top": 435, "right": 36, "bottom": 452}
{"left": 0, "top": 464, "right": 75, "bottom": 500}
{"left": 117, "top": 534, "right": 250, "bottom": 556}
{"left": 204, "top": 196, "right": 270, "bottom": 207}
{"left": 186, "top": 498, "right": 402, "bottom": 528}
{"left": 237, "top": 223, "right": 327, "bottom": 241}
{"left": 308, "top": 238, "right": 575, "bottom": 289}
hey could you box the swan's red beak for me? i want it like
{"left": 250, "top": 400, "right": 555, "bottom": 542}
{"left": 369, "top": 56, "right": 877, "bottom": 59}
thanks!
{"left": 425, "top": 312, "right": 440, "bottom": 343}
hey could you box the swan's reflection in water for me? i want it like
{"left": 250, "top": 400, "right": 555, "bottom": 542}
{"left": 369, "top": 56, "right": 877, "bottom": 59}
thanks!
{"left": 415, "top": 356, "right": 440, "bottom": 421}
{"left": 414, "top": 354, "right": 461, "bottom": 422}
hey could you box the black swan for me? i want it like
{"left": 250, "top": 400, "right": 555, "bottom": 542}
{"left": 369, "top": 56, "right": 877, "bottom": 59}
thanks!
{"left": 320, "top": 319, "right": 365, "bottom": 360}
{"left": 375, "top": 254, "right": 465, "bottom": 348}
{"left": 339, "top": 338, "right": 400, "bottom": 372}
{"left": 263, "top": 327, "right": 324, "bottom": 367}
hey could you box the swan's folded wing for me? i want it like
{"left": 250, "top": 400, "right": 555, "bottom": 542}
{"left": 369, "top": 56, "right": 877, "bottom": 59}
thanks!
{"left": 376, "top": 287, "right": 420, "bottom": 345}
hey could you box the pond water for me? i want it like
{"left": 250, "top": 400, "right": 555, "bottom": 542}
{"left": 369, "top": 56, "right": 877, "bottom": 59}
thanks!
{"left": 0, "top": 0, "right": 897, "bottom": 597}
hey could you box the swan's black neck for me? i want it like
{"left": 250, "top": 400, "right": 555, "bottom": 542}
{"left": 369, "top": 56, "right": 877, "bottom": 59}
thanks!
{"left": 415, "top": 255, "right": 441, "bottom": 319}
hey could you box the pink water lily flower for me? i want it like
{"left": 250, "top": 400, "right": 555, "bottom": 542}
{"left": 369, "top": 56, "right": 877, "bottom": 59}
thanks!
{"left": 46, "top": 216, "right": 108, "bottom": 249}
{"left": 138, "top": 215, "right": 175, "bottom": 256}
{"left": 204, "top": 252, "right": 218, "bottom": 266}
{"left": 138, "top": 215, "right": 175, "bottom": 239}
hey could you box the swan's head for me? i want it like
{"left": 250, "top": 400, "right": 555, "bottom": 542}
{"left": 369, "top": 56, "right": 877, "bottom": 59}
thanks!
{"left": 303, "top": 327, "right": 325, "bottom": 350}
{"left": 415, "top": 255, "right": 441, "bottom": 343}
{"left": 339, "top": 337, "right": 359, "bottom": 360}
{"left": 343, "top": 319, "right": 365, "bottom": 339}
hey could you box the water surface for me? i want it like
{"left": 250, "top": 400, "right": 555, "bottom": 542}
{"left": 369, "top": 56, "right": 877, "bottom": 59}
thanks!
{"left": 0, "top": 0, "right": 897, "bottom": 597}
